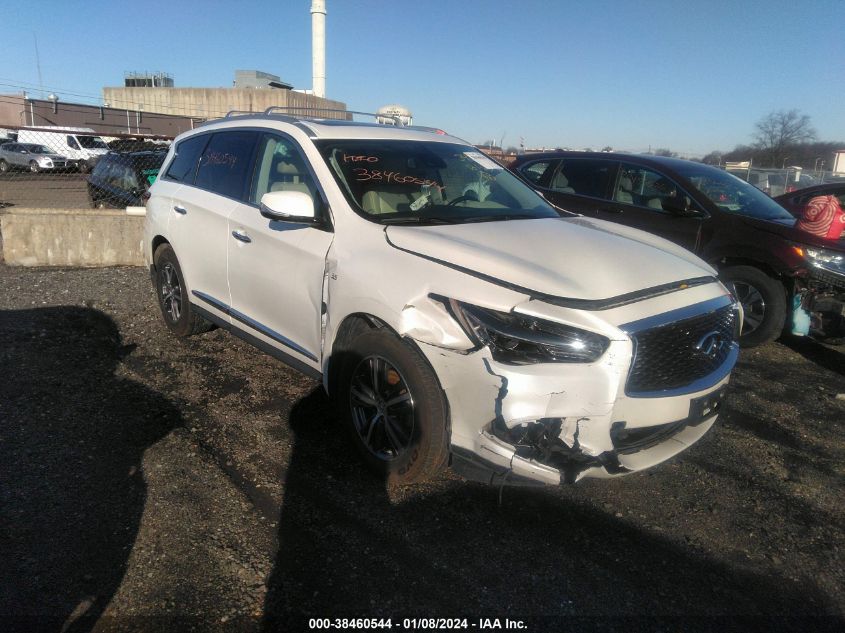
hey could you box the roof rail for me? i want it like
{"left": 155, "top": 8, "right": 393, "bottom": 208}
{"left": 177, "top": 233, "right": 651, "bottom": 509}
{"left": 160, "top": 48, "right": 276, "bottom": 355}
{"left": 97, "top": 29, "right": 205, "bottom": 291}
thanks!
{"left": 224, "top": 109, "right": 260, "bottom": 117}
{"left": 217, "top": 107, "right": 440, "bottom": 131}
{"left": 261, "top": 106, "right": 404, "bottom": 125}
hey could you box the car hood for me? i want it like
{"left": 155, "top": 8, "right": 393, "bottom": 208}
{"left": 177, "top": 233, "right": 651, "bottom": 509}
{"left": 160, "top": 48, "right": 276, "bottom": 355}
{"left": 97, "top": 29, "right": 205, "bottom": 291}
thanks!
{"left": 385, "top": 217, "right": 716, "bottom": 302}
{"left": 739, "top": 215, "right": 845, "bottom": 251}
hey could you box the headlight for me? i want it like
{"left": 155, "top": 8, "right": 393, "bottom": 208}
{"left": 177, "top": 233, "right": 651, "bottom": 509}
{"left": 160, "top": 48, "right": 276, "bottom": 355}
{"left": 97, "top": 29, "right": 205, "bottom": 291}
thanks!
{"left": 444, "top": 298, "right": 610, "bottom": 364}
{"left": 805, "top": 247, "right": 845, "bottom": 275}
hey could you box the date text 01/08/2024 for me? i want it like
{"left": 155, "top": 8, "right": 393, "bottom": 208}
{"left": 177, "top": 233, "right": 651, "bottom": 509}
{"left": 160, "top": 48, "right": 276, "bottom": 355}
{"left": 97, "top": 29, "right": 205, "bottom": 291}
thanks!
{"left": 308, "top": 618, "right": 528, "bottom": 630}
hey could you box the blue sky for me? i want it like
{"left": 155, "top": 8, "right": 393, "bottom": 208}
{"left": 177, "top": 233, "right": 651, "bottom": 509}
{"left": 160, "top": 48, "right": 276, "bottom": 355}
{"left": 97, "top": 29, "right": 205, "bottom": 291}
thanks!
{"left": 2, "top": 0, "right": 843, "bottom": 155}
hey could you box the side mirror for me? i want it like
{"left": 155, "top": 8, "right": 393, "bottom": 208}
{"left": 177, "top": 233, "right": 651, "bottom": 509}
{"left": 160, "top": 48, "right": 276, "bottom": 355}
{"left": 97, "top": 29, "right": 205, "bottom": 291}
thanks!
{"left": 259, "top": 190, "right": 318, "bottom": 224}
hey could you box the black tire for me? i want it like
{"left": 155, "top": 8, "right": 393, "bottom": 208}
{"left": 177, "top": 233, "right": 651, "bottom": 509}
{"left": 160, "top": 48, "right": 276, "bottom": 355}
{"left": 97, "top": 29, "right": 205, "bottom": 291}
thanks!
{"left": 153, "top": 244, "right": 213, "bottom": 337}
{"left": 77, "top": 162, "right": 91, "bottom": 174}
{"left": 719, "top": 265, "right": 786, "bottom": 348}
{"left": 29, "top": 161, "right": 40, "bottom": 173}
{"left": 0, "top": 160, "right": 8, "bottom": 173}
{"left": 338, "top": 329, "right": 449, "bottom": 485}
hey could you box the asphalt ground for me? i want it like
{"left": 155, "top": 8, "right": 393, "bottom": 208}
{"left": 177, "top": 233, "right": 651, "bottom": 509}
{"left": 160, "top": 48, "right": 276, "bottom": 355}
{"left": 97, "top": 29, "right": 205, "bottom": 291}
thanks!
{"left": 0, "top": 265, "right": 843, "bottom": 632}
{"left": 0, "top": 172, "right": 91, "bottom": 209}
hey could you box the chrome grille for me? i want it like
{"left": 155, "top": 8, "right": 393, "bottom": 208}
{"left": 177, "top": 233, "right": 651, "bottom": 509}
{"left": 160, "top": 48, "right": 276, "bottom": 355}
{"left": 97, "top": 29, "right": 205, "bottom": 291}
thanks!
{"left": 627, "top": 304, "right": 737, "bottom": 395}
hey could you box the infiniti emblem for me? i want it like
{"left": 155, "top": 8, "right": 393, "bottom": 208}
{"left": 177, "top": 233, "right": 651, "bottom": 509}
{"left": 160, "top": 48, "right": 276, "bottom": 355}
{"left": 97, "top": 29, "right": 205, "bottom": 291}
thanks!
{"left": 695, "top": 331, "right": 726, "bottom": 358}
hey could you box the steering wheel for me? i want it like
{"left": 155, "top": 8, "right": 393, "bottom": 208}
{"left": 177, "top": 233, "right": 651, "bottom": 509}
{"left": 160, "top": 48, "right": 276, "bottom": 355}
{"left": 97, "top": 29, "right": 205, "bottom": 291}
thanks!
{"left": 447, "top": 195, "right": 472, "bottom": 206}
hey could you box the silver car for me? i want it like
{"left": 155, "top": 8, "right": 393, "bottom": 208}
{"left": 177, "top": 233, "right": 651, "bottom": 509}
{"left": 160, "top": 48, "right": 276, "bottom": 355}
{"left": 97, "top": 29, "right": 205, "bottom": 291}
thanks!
{"left": 0, "top": 142, "right": 70, "bottom": 173}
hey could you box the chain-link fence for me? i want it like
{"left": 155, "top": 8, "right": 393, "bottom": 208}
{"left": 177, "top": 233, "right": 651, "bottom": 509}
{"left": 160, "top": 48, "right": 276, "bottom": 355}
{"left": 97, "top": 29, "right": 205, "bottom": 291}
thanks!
{"left": 3, "top": 125, "right": 844, "bottom": 211}
{"left": 723, "top": 164, "right": 844, "bottom": 197}
{"left": 0, "top": 126, "right": 172, "bottom": 209}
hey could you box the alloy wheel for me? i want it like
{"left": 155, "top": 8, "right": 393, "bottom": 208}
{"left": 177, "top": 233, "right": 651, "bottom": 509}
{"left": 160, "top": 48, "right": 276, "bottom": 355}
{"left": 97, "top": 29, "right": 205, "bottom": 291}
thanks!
{"left": 731, "top": 281, "right": 765, "bottom": 335}
{"left": 160, "top": 263, "right": 183, "bottom": 323}
{"left": 348, "top": 355, "right": 415, "bottom": 461}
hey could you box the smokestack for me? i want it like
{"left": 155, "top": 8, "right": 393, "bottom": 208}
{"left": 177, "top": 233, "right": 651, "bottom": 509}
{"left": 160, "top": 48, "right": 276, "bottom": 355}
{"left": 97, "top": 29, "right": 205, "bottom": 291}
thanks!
{"left": 311, "top": 0, "right": 326, "bottom": 98}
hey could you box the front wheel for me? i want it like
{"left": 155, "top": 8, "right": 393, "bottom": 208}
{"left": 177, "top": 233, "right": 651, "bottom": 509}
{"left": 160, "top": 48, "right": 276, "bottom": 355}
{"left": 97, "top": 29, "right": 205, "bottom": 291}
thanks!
{"left": 0, "top": 159, "right": 8, "bottom": 173}
{"left": 338, "top": 330, "right": 449, "bottom": 485}
{"left": 29, "top": 161, "right": 40, "bottom": 173}
{"left": 719, "top": 265, "right": 786, "bottom": 348}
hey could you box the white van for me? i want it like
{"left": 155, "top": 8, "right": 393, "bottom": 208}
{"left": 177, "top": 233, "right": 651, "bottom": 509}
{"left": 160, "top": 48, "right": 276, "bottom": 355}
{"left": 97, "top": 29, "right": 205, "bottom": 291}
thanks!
{"left": 17, "top": 127, "right": 109, "bottom": 172}
{"left": 0, "top": 128, "right": 17, "bottom": 144}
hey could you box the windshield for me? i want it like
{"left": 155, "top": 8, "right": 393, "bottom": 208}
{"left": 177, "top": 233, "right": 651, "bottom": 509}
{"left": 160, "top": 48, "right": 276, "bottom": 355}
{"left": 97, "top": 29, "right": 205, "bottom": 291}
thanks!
{"left": 674, "top": 163, "right": 795, "bottom": 221}
{"left": 77, "top": 135, "right": 108, "bottom": 149}
{"left": 316, "top": 140, "right": 559, "bottom": 224}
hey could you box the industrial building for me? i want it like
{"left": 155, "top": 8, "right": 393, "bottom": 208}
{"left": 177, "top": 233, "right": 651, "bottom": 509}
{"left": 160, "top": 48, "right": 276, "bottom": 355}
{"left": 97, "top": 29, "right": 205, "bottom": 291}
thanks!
{"left": 0, "top": 93, "right": 199, "bottom": 137}
{"left": 102, "top": 69, "right": 346, "bottom": 121}
{"left": 0, "top": 2, "right": 354, "bottom": 137}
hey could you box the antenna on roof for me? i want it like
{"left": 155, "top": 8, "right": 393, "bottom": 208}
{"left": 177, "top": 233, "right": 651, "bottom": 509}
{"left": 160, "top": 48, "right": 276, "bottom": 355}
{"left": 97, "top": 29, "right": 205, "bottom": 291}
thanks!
{"left": 34, "top": 33, "right": 44, "bottom": 98}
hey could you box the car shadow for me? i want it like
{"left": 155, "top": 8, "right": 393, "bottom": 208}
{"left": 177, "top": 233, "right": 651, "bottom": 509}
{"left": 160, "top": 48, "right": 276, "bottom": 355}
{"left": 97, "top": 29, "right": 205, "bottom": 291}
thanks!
{"left": 781, "top": 336, "right": 845, "bottom": 378}
{"left": 261, "top": 387, "right": 840, "bottom": 630}
{"left": 0, "top": 307, "right": 181, "bottom": 632}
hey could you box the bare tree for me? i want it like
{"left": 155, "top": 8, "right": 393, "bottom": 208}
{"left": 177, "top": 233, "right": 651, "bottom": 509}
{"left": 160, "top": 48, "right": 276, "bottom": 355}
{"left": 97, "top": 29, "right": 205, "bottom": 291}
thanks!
{"left": 701, "top": 151, "right": 723, "bottom": 165}
{"left": 753, "top": 109, "right": 816, "bottom": 166}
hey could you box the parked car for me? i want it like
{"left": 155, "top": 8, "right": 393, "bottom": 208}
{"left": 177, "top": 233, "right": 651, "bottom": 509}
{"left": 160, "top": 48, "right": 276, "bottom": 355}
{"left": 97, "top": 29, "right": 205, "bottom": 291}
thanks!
{"left": 17, "top": 127, "right": 109, "bottom": 173}
{"left": 144, "top": 113, "right": 740, "bottom": 488}
{"left": 87, "top": 150, "right": 167, "bottom": 208}
{"left": 774, "top": 183, "right": 845, "bottom": 216}
{"left": 726, "top": 168, "right": 806, "bottom": 197}
{"left": 509, "top": 152, "right": 845, "bottom": 346}
{"left": 0, "top": 142, "right": 70, "bottom": 173}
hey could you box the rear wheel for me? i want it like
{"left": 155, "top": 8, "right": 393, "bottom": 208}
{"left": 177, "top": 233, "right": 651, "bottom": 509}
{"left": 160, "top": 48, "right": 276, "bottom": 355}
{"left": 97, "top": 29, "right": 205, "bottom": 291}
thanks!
{"left": 153, "top": 244, "right": 213, "bottom": 337}
{"left": 0, "top": 159, "right": 8, "bottom": 173}
{"left": 338, "top": 329, "right": 449, "bottom": 485}
{"left": 720, "top": 265, "right": 786, "bottom": 348}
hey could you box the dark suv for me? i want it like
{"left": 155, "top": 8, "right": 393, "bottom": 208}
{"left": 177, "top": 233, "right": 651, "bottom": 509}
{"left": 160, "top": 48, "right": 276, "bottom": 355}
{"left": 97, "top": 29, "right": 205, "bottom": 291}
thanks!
{"left": 510, "top": 152, "right": 845, "bottom": 346}
{"left": 87, "top": 150, "right": 167, "bottom": 208}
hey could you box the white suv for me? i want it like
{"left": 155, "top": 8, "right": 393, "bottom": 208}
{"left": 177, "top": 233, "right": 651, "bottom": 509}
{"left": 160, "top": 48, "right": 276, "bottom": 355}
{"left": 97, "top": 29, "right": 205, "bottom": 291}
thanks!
{"left": 144, "top": 112, "right": 740, "bottom": 486}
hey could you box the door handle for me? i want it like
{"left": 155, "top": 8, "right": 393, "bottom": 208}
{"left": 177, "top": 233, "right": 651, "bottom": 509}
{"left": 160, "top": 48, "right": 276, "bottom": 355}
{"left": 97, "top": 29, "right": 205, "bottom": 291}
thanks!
{"left": 173, "top": 205, "right": 187, "bottom": 215}
{"left": 231, "top": 230, "right": 252, "bottom": 243}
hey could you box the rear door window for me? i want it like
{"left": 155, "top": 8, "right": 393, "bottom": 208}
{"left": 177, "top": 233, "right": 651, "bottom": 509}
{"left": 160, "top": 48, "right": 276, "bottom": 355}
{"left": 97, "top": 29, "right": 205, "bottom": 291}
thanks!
{"left": 518, "top": 160, "right": 555, "bottom": 186}
{"left": 195, "top": 131, "right": 259, "bottom": 199}
{"left": 164, "top": 134, "right": 209, "bottom": 184}
{"left": 555, "top": 159, "right": 615, "bottom": 199}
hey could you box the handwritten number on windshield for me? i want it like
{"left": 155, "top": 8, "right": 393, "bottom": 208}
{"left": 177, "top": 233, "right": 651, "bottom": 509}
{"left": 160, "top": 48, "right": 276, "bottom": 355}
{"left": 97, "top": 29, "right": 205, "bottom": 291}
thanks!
{"left": 353, "top": 168, "right": 445, "bottom": 192}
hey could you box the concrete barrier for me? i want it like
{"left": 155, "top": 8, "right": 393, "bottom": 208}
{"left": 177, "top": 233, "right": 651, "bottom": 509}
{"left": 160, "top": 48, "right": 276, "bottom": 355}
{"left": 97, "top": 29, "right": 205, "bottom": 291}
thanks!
{"left": 0, "top": 208, "right": 145, "bottom": 267}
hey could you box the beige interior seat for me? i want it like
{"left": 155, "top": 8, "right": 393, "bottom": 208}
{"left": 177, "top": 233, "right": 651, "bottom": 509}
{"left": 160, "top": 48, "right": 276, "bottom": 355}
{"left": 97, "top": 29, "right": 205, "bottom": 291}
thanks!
{"left": 551, "top": 170, "right": 575, "bottom": 193}
{"left": 361, "top": 188, "right": 420, "bottom": 214}
{"left": 615, "top": 175, "right": 634, "bottom": 204}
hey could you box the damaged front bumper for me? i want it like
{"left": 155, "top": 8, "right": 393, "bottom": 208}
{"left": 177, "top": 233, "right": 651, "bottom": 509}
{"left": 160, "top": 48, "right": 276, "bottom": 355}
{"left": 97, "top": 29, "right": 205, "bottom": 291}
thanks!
{"left": 415, "top": 293, "right": 739, "bottom": 486}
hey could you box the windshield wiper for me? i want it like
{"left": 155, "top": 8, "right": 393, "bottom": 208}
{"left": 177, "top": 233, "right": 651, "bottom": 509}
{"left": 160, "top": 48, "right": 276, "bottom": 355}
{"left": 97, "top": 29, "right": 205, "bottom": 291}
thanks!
{"left": 459, "top": 214, "right": 542, "bottom": 223}
{"left": 380, "top": 216, "right": 457, "bottom": 225}
{"left": 381, "top": 214, "right": 543, "bottom": 226}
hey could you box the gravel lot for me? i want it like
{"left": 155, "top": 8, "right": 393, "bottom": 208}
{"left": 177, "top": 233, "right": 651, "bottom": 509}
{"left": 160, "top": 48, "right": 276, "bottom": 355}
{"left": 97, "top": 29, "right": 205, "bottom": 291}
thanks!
{"left": 1, "top": 264, "right": 843, "bottom": 632}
